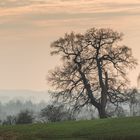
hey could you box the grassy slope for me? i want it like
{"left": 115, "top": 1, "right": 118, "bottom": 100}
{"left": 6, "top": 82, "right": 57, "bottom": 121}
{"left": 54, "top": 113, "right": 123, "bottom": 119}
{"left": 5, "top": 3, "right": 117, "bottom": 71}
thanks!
{"left": 0, "top": 117, "right": 140, "bottom": 140}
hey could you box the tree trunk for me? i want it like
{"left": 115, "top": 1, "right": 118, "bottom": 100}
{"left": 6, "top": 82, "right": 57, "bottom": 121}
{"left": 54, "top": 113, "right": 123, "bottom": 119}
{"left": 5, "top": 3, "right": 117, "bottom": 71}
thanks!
{"left": 98, "top": 106, "right": 107, "bottom": 118}
{"left": 96, "top": 59, "right": 108, "bottom": 118}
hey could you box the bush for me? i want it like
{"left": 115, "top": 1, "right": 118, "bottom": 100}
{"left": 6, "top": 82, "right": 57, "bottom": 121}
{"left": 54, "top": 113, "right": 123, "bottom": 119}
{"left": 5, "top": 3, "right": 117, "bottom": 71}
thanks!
{"left": 40, "top": 104, "right": 75, "bottom": 122}
{"left": 16, "top": 110, "right": 34, "bottom": 124}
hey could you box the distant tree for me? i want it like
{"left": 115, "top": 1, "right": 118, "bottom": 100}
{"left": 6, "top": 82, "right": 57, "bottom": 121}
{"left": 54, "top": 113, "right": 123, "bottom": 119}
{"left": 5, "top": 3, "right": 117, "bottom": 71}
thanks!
{"left": 40, "top": 103, "right": 74, "bottom": 122}
{"left": 6, "top": 115, "right": 16, "bottom": 125}
{"left": 2, "top": 115, "right": 16, "bottom": 125}
{"left": 16, "top": 110, "right": 34, "bottom": 124}
{"left": 48, "top": 27, "right": 137, "bottom": 118}
{"left": 107, "top": 103, "right": 127, "bottom": 117}
{"left": 127, "top": 88, "right": 139, "bottom": 116}
{"left": 116, "top": 106, "right": 126, "bottom": 117}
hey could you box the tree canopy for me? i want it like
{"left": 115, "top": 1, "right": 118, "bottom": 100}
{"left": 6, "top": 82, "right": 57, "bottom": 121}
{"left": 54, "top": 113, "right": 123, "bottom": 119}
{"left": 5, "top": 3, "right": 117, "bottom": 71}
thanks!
{"left": 48, "top": 28, "right": 137, "bottom": 118}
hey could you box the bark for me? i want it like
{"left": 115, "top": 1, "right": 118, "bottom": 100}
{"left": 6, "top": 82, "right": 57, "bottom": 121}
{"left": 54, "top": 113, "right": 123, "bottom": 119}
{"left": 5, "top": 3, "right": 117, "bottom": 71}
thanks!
{"left": 96, "top": 58, "right": 108, "bottom": 118}
{"left": 98, "top": 105, "right": 107, "bottom": 118}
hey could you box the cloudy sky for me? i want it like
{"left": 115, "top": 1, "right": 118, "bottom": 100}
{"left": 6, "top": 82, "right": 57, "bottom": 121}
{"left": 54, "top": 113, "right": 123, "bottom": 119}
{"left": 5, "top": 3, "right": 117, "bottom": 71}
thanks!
{"left": 0, "top": 0, "right": 140, "bottom": 91}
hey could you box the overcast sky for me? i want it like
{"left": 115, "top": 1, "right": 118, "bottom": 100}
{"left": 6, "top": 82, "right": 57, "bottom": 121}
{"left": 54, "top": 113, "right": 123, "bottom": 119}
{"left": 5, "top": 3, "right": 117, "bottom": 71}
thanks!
{"left": 0, "top": 0, "right": 140, "bottom": 91}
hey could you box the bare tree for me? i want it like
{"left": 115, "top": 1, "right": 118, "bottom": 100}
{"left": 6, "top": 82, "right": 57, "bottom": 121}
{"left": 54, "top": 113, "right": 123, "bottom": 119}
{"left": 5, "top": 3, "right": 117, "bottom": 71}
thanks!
{"left": 48, "top": 28, "right": 137, "bottom": 118}
{"left": 2, "top": 115, "right": 16, "bottom": 125}
{"left": 40, "top": 103, "right": 74, "bottom": 122}
{"left": 127, "top": 88, "right": 139, "bottom": 116}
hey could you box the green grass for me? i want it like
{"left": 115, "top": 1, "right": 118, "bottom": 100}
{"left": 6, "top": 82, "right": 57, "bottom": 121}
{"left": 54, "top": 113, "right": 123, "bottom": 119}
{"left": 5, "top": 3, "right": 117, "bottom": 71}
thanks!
{"left": 0, "top": 116, "right": 140, "bottom": 140}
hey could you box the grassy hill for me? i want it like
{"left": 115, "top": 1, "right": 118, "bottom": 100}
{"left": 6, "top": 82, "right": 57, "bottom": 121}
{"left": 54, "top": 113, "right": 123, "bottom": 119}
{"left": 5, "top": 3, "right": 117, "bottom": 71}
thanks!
{"left": 0, "top": 117, "right": 140, "bottom": 140}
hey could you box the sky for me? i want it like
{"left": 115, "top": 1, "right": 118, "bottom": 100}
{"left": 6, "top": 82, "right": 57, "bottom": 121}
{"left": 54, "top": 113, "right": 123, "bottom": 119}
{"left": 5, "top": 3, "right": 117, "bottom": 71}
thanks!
{"left": 0, "top": 0, "right": 140, "bottom": 91}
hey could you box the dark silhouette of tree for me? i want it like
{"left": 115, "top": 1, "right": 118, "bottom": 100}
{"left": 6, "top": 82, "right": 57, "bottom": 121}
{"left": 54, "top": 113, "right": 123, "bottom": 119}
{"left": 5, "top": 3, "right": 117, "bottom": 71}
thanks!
{"left": 40, "top": 103, "right": 74, "bottom": 122}
{"left": 16, "top": 110, "right": 34, "bottom": 124}
{"left": 48, "top": 28, "right": 137, "bottom": 118}
{"left": 40, "top": 104, "right": 65, "bottom": 122}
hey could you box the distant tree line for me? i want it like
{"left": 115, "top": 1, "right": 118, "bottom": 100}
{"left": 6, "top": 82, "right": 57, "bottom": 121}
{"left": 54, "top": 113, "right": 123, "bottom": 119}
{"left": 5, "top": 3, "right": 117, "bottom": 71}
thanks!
{"left": 0, "top": 100, "right": 47, "bottom": 120}
{"left": 0, "top": 88, "right": 140, "bottom": 125}
{"left": 0, "top": 101, "right": 76, "bottom": 125}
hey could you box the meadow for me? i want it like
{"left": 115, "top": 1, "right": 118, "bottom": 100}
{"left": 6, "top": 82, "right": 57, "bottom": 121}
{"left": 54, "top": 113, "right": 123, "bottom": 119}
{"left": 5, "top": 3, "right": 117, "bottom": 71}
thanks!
{"left": 0, "top": 116, "right": 140, "bottom": 140}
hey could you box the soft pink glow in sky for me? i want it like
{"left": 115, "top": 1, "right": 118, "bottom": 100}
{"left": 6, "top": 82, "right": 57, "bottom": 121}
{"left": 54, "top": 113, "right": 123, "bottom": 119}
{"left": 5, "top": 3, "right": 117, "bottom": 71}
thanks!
{"left": 0, "top": 0, "right": 140, "bottom": 90}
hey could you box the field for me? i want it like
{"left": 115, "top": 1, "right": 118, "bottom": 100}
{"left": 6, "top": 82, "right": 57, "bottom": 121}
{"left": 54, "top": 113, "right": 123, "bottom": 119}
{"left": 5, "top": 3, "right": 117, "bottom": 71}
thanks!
{"left": 0, "top": 117, "right": 140, "bottom": 140}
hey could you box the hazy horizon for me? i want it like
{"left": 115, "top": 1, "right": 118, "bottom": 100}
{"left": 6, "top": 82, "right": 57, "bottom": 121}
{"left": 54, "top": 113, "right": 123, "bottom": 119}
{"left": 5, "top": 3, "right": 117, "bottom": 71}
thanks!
{"left": 0, "top": 89, "right": 50, "bottom": 103}
{"left": 0, "top": 0, "right": 140, "bottom": 92}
